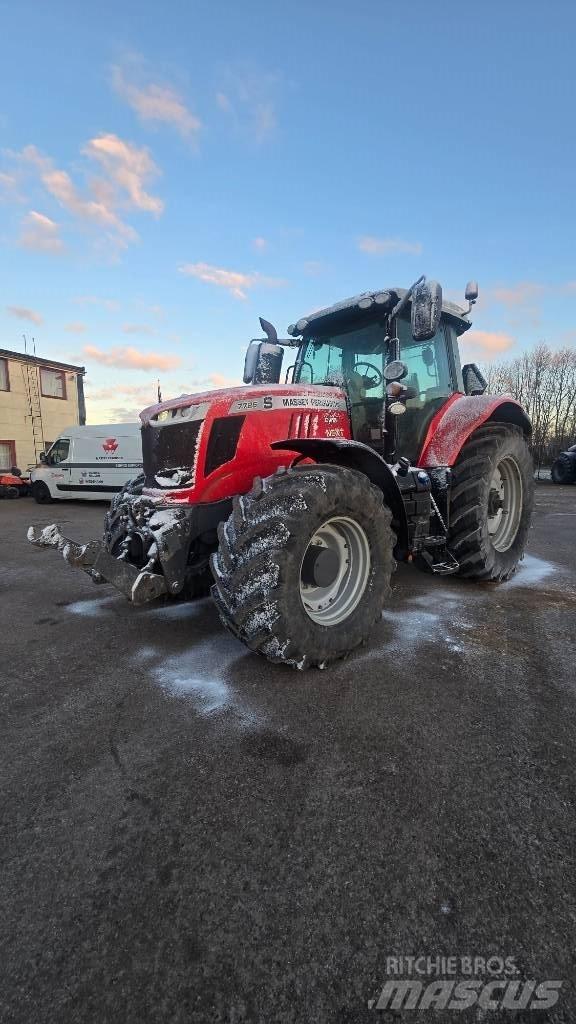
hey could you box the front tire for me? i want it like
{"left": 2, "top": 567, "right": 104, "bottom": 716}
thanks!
{"left": 448, "top": 424, "right": 534, "bottom": 580}
{"left": 551, "top": 454, "right": 576, "bottom": 485}
{"left": 211, "top": 465, "right": 395, "bottom": 669}
{"left": 32, "top": 481, "right": 54, "bottom": 504}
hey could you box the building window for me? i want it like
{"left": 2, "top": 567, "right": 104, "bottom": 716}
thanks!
{"left": 0, "top": 440, "right": 16, "bottom": 470}
{"left": 40, "top": 367, "right": 67, "bottom": 400}
{"left": 0, "top": 358, "right": 9, "bottom": 392}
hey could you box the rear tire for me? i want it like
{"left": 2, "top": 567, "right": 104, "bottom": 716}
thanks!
{"left": 211, "top": 464, "right": 395, "bottom": 669}
{"left": 551, "top": 454, "right": 576, "bottom": 485}
{"left": 448, "top": 424, "right": 534, "bottom": 581}
{"left": 32, "top": 481, "right": 53, "bottom": 504}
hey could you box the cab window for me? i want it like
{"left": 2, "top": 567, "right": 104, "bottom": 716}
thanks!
{"left": 48, "top": 438, "right": 70, "bottom": 464}
{"left": 396, "top": 318, "right": 453, "bottom": 403}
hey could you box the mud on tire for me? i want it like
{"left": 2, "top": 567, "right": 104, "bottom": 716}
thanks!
{"left": 448, "top": 424, "right": 534, "bottom": 581}
{"left": 211, "top": 464, "right": 395, "bottom": 669}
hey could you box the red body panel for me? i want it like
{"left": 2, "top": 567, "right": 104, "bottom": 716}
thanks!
{"left": 140, "top": 384, "right": 351, "bottom": 504}
{"left": 418, "top": 393, "right": 528, "bottom": 467}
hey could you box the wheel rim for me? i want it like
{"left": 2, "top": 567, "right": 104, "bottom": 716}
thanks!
{"left": 299, "top": 516, "right": 371, "bottom": 626}
{"left": 487, "top": 456, "right": 523, "bottom": 552}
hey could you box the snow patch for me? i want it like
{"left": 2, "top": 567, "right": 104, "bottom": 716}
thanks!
{"left": 146, "top": 636, "right": 259, "bottom": 723}
{"left": 67, "top": 597, "right": 117, "bottom": 617}
{"left": 506, "top": 554, "right": 556, "bottom": 588}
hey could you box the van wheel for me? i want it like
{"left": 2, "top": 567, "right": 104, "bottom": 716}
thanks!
{"left": 32, "top": 481, "right": 53, "bottom": 504}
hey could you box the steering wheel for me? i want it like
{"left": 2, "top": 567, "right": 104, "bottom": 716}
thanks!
{"left": 353, "top": 361, "right": 383, "bottom": 390}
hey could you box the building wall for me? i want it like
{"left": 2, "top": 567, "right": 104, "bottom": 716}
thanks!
{"left": 0, "top": 356, "right": 82, "bottom": 470}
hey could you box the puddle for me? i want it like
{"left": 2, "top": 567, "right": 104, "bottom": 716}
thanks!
{"left": 66, "top": 596, "right": 118, "bottom": 617}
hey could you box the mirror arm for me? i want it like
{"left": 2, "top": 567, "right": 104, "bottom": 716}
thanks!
{"left": 390, "top": 275, "right": 425, "bottom": 320}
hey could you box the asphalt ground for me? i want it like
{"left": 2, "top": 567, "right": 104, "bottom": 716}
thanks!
{"left": 1, "top": 483, "right": 575, "bottom": 1023}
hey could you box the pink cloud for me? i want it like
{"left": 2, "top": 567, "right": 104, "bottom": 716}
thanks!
{"left": 65, "top": 322, "right": 87, "bottom": 334}
{"left": 18, "top": 210, "right": 64, "bottom": 253}
{"left": 460, "top": 330, "right": 516, "bottom": 361}
{"left": 492, "top": 282, "right": 545, "bottom": 306}
{"left": 179, "top": 261, "right": 286, "bottom": 299}
{"left": 83, "top": 134, "right": 164, "bottom": 215}
{"left": 83, "top": 344, "right": 181, "bottom": 372}
{"left": 252, "top": 236, "right": 268, "bottom": 251}
{"left": 6, "top": 305, "right": 43, "bottom": 325}
{"left": 112, "top": 66, "right": 201, "bottom": 141}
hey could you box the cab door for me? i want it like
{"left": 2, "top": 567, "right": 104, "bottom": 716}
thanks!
{"left": 46, "top": 437, "right": 72, "bottom": 496}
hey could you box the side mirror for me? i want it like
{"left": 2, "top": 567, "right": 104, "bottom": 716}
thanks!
{"left": 462, "top": 363, "right": 487, "bottom": 396}
{"left": 411, "top": 279, "right": 443, "bottom": 341}
{"left": 243, "top": 341, "right": 284, "bottom": 385}
{"left": 39, "top": 451, "right": 48, "bottom": 464}
{"left": 465, "top": 280, "right": 479, "bottom": 302}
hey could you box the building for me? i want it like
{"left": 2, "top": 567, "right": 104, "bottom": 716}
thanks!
{"left": 0, "top": 349, "right": 86, "bottom": 472}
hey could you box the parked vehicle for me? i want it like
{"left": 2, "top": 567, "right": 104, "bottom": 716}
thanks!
{"left": 30, "top": 424, "right": 143, "bottom": 503}
{"left": 0, "top": 468, "right": 30, "bottom": 498}
{"left": 551, "top": 444, "right": 576, "bottom": 484}
{"left": 30, "top": 278, "right": 534, "bottom": 668}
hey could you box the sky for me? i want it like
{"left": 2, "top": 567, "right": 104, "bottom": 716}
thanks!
{"left": 1, "top": 0, "right": 575, "bottom": 423}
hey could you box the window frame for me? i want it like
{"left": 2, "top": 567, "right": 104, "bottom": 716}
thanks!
{"left": 0, "top": 439, "right": 17, "bottom": 470}
{"left": 40, "top": 366, "right": 67, "bottom": 401}
{"left": 0, "top": 357, "right": 10, "bottom": 392}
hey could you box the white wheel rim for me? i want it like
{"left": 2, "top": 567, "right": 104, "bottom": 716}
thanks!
{"left": 487, "top": 456, "right": 523, "bottom": 552}
{"left": 299, "top": 516, "right": 371, "bottom": 626}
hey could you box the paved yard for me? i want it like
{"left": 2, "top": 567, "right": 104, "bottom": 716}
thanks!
{"left": 1, "top": 483, "right": 575, "bottom": 1022}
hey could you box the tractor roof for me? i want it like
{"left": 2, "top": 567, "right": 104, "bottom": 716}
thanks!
{"left": 288, "top": 287, "right": 471, "bottom": 339}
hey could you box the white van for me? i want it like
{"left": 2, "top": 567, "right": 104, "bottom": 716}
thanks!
{"left": 30, "top": 423, "right": 143, "bottom": 503}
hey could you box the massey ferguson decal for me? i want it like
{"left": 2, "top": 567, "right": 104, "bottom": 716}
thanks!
{"left": 102, "top": 438, "right": 118, "bottom": 453}
{"left": 229, "top": 394, "right": 347, "bottom": 414}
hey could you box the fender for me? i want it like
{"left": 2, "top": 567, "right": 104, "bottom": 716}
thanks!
{"left": 418, "top": 394, "right": 532, "bottom": 468}
{"left": 271, "top": 437, "right": 409, "bottom": 546}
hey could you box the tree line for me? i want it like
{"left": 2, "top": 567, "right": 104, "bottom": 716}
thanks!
{"left": 484, "top": 344, "right": 576, "bottom": 469}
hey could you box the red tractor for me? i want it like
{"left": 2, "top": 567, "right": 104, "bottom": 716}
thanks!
{"left": 29, "top": 278, "right": 534, "bottom": 668}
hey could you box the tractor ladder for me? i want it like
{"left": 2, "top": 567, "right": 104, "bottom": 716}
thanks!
{"left": 21, "top": 360, "right": 45, "bottom": 462}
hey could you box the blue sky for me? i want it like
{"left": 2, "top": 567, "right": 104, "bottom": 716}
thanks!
{"left": 1, "top": 0, "right": 575, "bottom": 421}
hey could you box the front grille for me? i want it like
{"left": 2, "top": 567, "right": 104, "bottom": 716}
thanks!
{"left": 204, "top": 416, "right": 244, "bottom": 476}
{"left": 141, "top": 419, "right": 203, "bottom": 488}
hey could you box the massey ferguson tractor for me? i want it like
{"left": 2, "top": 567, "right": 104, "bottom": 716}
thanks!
{"left": 29, "top": 277, "right": 534, "bottom": 669}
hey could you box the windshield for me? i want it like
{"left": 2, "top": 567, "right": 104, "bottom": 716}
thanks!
{"left": 295, "top": 322, "right": 388, "bottom": 401}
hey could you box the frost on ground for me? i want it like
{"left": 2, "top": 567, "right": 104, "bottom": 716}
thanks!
{"left": 507, "top": 554, "right": 556, "bottom": 588}
{"left": 138, "top": 635, "right": 260, "bottom": 724}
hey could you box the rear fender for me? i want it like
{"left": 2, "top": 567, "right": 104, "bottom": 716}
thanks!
{"left": 418, "top": 394, "right": 532, "bottom": 468}
{"left": 271, "top": 437, "right": 408, "bottom": 546}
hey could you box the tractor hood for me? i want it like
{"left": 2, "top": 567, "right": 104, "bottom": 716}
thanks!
{"left": 138, "top": 383, "right": 350, "bottom": 502}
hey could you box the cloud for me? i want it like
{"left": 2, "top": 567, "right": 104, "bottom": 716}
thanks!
{"left": 86, "top": 382, "right": 160, "bottom": 402}
{"left": 491, "top": 282, "right": 545, "bottom": 306}
{"left": 0, "top": 171, "right": 25, "bottom": 203}
{"left": 460, "top": 330, "right": 515, "bottom": 361}
{"left": 83, "top": 344, "right": 181, "bottom": 371}
{"left": 18, "top": 210, "right": 64, "bottom": 253}
{"left": 73, "top": 295, "right": 119, "bottom": 311}
{"left": 216, "top": 65, "right": 279, "bottom": 143}
{"left": 358, "top": 236, "right": 423, "bottom": 256}
{"left": 111, "top": 65, "right": 201, "bottom": 141}
{"left": 179, "top": 261, "right": 286, "bottom": 299}
{"left": 65, "top": 321, "right": 87, "bottom": 333}
{"left": 303, "top": 260, "right": 326, "bottom": 276}
{"left": 83, "top": 134, "right": 163, "bottom": 215}
{"left": 16, "top": 135, "right": 163, "bottom": 253}
{"left": 252, "top": 236, "right": 268, "bottom": 251}
{"left": 6, "top": 305, "right": 43, "bottom": 325}
{"left": 122, "top": 323, "right": 155, "bottom": 336}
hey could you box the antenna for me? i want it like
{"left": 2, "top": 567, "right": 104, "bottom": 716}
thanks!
{"left": 23, "top": 333, "right": 27, "bottom": 354}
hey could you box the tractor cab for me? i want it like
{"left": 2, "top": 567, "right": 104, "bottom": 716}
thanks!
{"left": 285, "top": 284, "right": 476, "bottom": 464}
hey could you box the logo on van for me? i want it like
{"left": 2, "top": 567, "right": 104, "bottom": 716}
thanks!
{"left": 102, "top": 438, "right": 118, "bottom": 453}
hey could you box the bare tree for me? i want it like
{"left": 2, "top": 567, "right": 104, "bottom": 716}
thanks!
{"left": 483, "top": 343, "right": 576, "bottom": 473}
